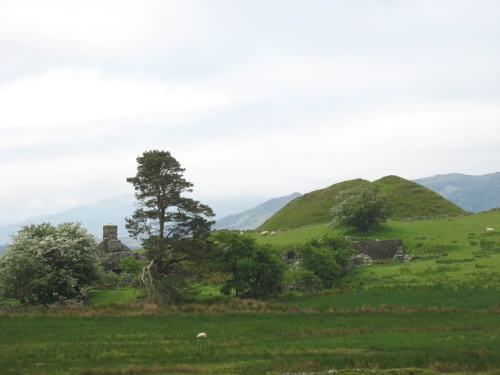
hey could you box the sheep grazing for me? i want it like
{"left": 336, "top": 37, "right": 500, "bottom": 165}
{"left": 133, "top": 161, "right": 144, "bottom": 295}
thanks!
{"left": 271, "top": 231, "right": 276, "bottom": 236}
{"left": 260, "top": 230, "right": 268, "bottom": 236}
{"left": 197, "top": 332, "right": 207, "bottom": 338}
{"left": 486, "top": 227, "right": 494, "bottom": 232}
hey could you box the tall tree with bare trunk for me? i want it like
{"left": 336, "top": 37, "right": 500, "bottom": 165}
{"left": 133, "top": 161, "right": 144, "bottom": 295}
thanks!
{"left": 126, "top": 150, "right": 214, "bottom": 305}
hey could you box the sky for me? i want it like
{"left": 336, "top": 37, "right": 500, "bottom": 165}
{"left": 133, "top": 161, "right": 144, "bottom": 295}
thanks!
{"left": 1, "top": 0, "right": 499, "bottom": 225}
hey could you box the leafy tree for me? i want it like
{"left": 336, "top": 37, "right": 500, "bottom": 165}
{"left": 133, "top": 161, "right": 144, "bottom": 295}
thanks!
{"left": 119, "top": 256, "right": 144, "bottom": 276}
{"left": 284, "top": 267, "right": 323, "bottom": 293}
{"left": 0, "top": 222, "right": 101, "bottom": 304}
{"left": 210, "top": 231, "right": 285, "bottom": 298}
{"left": 126, "top": 150, "right": 214, "bottom": 305}
{"left": 297, "top": 235, "right": 353, "bottom": 289}
{"left": 330, "top": 183, "right": 392, "bottom": 234}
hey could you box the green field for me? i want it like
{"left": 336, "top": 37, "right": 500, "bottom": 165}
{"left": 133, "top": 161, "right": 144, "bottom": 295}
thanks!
{"left": 1, "top": 211, "right": 499, "bottom": 374}
{"left": 255, "top": 210, "right": 500, "bottom": 290}
{"left": 0, "top": 290, "right": 498, "bottom": 375}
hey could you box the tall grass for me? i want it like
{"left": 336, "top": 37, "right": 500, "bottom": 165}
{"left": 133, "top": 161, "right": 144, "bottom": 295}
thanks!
{"left": 0, "top": 304, "right": 498, "bottom": 374}
{"left": 89, "top": 288, "right": 143, "bottom": 306}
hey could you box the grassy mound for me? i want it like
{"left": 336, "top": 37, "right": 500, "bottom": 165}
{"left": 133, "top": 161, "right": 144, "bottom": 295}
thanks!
{"left": 373, "top": 175, "right": 465, "bottom": 219}
{"left": 259, "top": 175, "right": 466, "bottom": 230}
{"left": 259, "top": 178, "right": 368, "bottom": 230}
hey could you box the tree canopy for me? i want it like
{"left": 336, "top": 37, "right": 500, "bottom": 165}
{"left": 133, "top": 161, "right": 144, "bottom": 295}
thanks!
{"left": 209, "top": 231, "right": 285, "bottom": 298}
{"left": 330, "top": 183, "right": 392, "bottom": 234}
{"left": 297, "top": 235, "right": 353, "bottom": 289}
{"left": 126, "top": 150, "right": 214, "bottom": 305}
{"left": 0, "top": 222, "right": 101, "bottom": 305}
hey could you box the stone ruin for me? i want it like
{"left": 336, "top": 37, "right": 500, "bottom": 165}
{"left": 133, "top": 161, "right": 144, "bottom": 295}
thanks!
{"left": 350, "top": 239, "right": 414, "bottom": 264}
{"left": 350, "top": 239, "right": 403, "bottom": 259}
{"left": 98, "top": 224, "right": 138, "bottom": 272}
{"left": 282, "top": 239, "right": 409, "bottom": 267}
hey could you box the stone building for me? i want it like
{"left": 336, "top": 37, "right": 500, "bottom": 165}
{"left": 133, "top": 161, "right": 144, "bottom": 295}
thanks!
{"left": 98, "top": 224, "right": 136, "bottom": 272}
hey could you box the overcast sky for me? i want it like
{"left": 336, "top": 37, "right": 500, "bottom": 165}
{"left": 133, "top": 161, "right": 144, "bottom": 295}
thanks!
{"left": 1, "top": 0, "right": 499, "bottom": 225}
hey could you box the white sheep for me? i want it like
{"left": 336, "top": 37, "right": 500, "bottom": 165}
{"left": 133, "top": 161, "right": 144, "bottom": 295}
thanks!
{"left": 197, "top": 332, "right": 207, "bottom": 338}
{"left": 260, "top": 230, "right": 268, "bottom": 236}
{"left": 271, "top": 231, "right": 276, "bottom": 236}
{"left": 486, "top": 227, "right": 494, "bottom": 232}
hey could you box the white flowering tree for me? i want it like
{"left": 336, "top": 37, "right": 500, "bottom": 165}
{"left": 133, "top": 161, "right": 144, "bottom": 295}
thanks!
{"left": 0, "top": 222, "right": 102, "bottom": 304}
{"left": 330, "top": 184, "right": 392, "bottom": 234}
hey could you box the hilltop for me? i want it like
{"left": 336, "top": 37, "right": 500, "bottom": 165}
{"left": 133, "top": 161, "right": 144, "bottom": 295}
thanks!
{"left": 259, "top": 175, "right": 466, "bottom": 230}
{"left": 373, "top": 175, "right": 466, "bottom": 218}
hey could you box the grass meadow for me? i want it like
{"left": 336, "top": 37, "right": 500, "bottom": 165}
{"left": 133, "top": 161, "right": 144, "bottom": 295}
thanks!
{"left": 1, "top": 210, "right": 499, "bottom": 374}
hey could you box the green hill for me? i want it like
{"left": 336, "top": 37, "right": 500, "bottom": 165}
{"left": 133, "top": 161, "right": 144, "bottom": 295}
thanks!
{"left": 259, "top": 175, "right": 466, "bottom": 230}
{"left": 372, "top": 175, "right": 466, "bottom": 219}
{"left": 259, "top": 178, "right": 368, "bottom": 230}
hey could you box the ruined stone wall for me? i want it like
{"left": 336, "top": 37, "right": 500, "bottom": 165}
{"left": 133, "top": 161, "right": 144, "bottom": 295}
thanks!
{"left": 351, "top": 239, "right": 403, "bottom": 259}
{"left": 98, "top": 224, "right": 134, "bottom": 272}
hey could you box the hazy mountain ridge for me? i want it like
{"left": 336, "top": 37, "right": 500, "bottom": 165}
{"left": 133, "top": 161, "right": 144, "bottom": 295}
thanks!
{"left": 0, "top": 193, "right": 276, "bottom": 248}
{"left": 213, "top": 192, "right": 301, "bottom": 230}
{"left": 1, "top": 172, "right": 498, "bottom": 253}
{"left": 0, "top": 195, "right": 140, "bottom": 249}
{"left": 413, "top": 172, "right": 500, "bottom": 212}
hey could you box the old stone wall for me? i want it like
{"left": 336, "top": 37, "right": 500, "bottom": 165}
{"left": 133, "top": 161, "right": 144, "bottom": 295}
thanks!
{"left": 100, "top": 251, "right": 143, "bottom": 273}
{"left": 351, "top": 239, "right": 403, "bottom": 259}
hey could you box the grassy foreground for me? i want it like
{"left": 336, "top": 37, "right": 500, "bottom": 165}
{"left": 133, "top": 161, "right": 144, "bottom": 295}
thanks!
{"left": 1, "top": 211, "right": 499, "bottom": 374}
{"left": 1, "top": 288, "right": 499, "bottom": 375}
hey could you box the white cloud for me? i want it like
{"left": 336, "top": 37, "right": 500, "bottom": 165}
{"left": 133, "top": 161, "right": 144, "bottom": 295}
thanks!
{"left": 0, "top": 0, "right": 198, "bottom": 54}
{"left": 0, "top": 0, "right": 499, "bottom": 225}
{"left": 0, "top": 67, "right": 232, "bottom": 131}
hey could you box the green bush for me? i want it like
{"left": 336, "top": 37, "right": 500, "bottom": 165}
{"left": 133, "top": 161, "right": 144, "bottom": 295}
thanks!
{"left": 297, "top": 235, "right": 353, "bottom": 288}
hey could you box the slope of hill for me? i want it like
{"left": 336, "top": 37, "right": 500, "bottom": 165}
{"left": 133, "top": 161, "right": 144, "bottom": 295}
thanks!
{"left": 413, "top": 172, "right": 500, "bottom": 212}
{"left": 259, "top": 176, "right": 466, "bottom": 230}
{"left": 259, "top": 179, "right": 368, "bottom": 230}
{"left": 373, "top": 175, "right": 466, "bottom": 218}
{"left": 213, "top": 192, "right": 301, "bottom": 230}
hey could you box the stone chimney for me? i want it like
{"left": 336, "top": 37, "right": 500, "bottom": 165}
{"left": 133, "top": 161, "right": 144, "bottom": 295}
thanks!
{"left": 103, "top": 224, "right": 118, "bottom": 240}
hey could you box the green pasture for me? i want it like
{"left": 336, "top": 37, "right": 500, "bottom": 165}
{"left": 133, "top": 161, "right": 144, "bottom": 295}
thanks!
{"left": 0, "top": 293, "right": 498, "bottom": 375}
{"left": 254, "top": 210, "right": 500, "bottom": 289}
{"left": 254, "top": 210, "right": 499, "bottom": 251}
{"left": 89, "top": 288, "right": 143, "bottom": 306}
{"left": 1, "top": 210, "right": 499, "bottom": 374}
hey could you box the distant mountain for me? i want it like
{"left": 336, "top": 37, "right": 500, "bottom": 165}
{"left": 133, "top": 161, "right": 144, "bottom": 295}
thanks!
{"left": 213, "top": 192, "right": 302, "bottom": 230}
{"left": 259, "top": 176, "right": 466, "bottom": 230}
{"left": 413, "top": 172, "right": 500, "bottom": 212}
{"left": 0, "top": 193, "right": 271, "bottom": 250}
{"left": 1, "top": 172, "right": 497, "bottom": 254}
{"left": 0, "top": 195, "right": 139, "bottom": 249}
